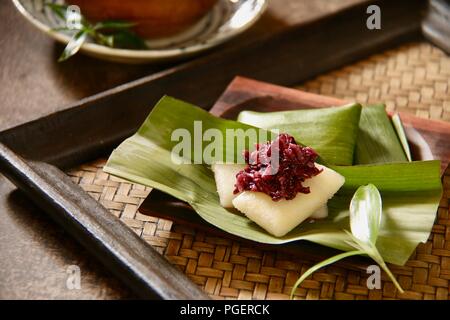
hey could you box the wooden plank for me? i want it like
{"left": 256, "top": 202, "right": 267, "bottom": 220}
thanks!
{"left": 0, "top": 142, "right": 209, "bottom": 300}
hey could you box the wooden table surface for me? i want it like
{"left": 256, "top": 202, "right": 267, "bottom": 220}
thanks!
{"left": 0, "top": 0, "right": 363, "bottom": 299}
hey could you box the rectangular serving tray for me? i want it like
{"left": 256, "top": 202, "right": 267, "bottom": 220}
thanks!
{"left": 0, "top": 0, "right": 445, "bottom": 299}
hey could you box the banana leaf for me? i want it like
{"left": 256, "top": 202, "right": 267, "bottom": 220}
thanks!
{"left": 104, "top": 96, "right": 442, "bottom": 266}
{"left": 392, "top": 113, "right": 413, "bottom": 162}
{"left": 127, "top": 96, "right": 274, "bottom": 165}
{"left": 237, "top": 103, "right": 362, "bottom": 165}
{"left": 354, "top": 104, "right": 408, "bottom": 164}
{"left": 238, "top": 104, "right": 408, "bottom": 165}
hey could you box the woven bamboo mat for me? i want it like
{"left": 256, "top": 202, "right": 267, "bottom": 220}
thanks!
{"left": 67, "top": 42, "right": 450, "bottom": 300}
{"left": 297, "top": 42, "right": 450, "bottom": 121}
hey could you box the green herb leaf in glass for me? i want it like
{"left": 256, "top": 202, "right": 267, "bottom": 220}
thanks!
{"left": 110, "top": 30, "right": 149, "bottom": 50}
{"left": 58, "top": 30, "right": 88, "bottom": 62}
{"left": 44, "top": 2, "right": 67, "bottom": 20}
{"left": 94, "top": 21, "right": 137, "bottom": 31}
{"left": 45, "top": 3, "right": 148, "bottom": 61}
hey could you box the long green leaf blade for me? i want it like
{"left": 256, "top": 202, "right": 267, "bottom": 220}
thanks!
{"left": 290, "top": 250, "right": 365, "bottom": 299}
{"left": 331, "top": 161, "right": 441, "bottom": 193}
{"left": 374, "top": 256, "right": 405, "bottom": 293}
{"left": 355, "top": 104, "right": 408, "bottom": 164}
{"left": 391, "top": 113, "right": 413, "bottom": 162}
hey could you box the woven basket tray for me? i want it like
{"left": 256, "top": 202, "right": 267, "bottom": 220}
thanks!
{"left": 67, "top": 42, "right": 450, "bottom": 300}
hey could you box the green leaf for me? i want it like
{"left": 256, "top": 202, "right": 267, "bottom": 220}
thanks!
{"left": 330, "top": 161, "right": 442, "bottom": 265}
{"left": 391, "top": 113, "right": 413, "bottom": 162}
{"left": 44, "top": 3, "right": 68, "bottom": 20}
{"left": 110, "top": 30, "right": 148, "bottom": 49}
{"left": 104, "top": 96, "right": 442, "bottom": 266}
{"left": 347, "top": 183, "right": 406, "bottom": 293}
{"left": 46, "top": 2, "right": 147, "bottom": 58}
{"left": 290, "top": 250, "right": 365, "bottom": 299}
{"left": 371, "top": 251, "right": 405, "bottom": 293}
{"left": 291, "top": 184, "right": 404, "bottom": 298}
{"left": 355, "top": 104, "right": 408, "bottom": 164}
{"left": 239, "top": 104, "right": 408, "bottom": 165}
{"left": 349, "top": 184, "right": 382, "bottom": 245}
{"left": 345, "top": 230, "right": 404, "bottom": 293}
{"left": 58, "top": 30, "right": 88, "bottom": 62}
{"left": 238, "top": 103, "right": 362, "bottom": 165}
{"left": 46, "top": 2, "right": 86, "bottom": 29}
{"left": 121, "top": 96, "right": 277, "bottom": 165}
{"left": 95, "top": 33, "right": 114, "bottom": 47}
{"left": 94, "top": 20, "right": 137, "bottom": 31}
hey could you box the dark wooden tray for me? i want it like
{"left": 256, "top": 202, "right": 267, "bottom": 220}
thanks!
{"left": 0, "top": 0, "right": 443, "bottom": 299}
{"left": 138, "top": 76, "right": 450, "bottom": 268}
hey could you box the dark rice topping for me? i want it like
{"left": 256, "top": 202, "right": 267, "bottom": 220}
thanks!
{"left": 234, "top": 133, "right": 322, "bottom": 201}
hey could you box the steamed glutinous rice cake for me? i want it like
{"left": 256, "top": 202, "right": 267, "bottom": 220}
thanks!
{"left": 212, "top": 163, "right": 330, "bottom": 219}
{"left": 211, "top": 163, "right": 246, "bottom": 207}
{"left": 309, "top": 204, "right": 328, "bottom": 219}
{"left": 233, "top": 164, "right": 344, "bottom": 237}
{"left": 213, "top": 133, "right": 344, "bottom": 237}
